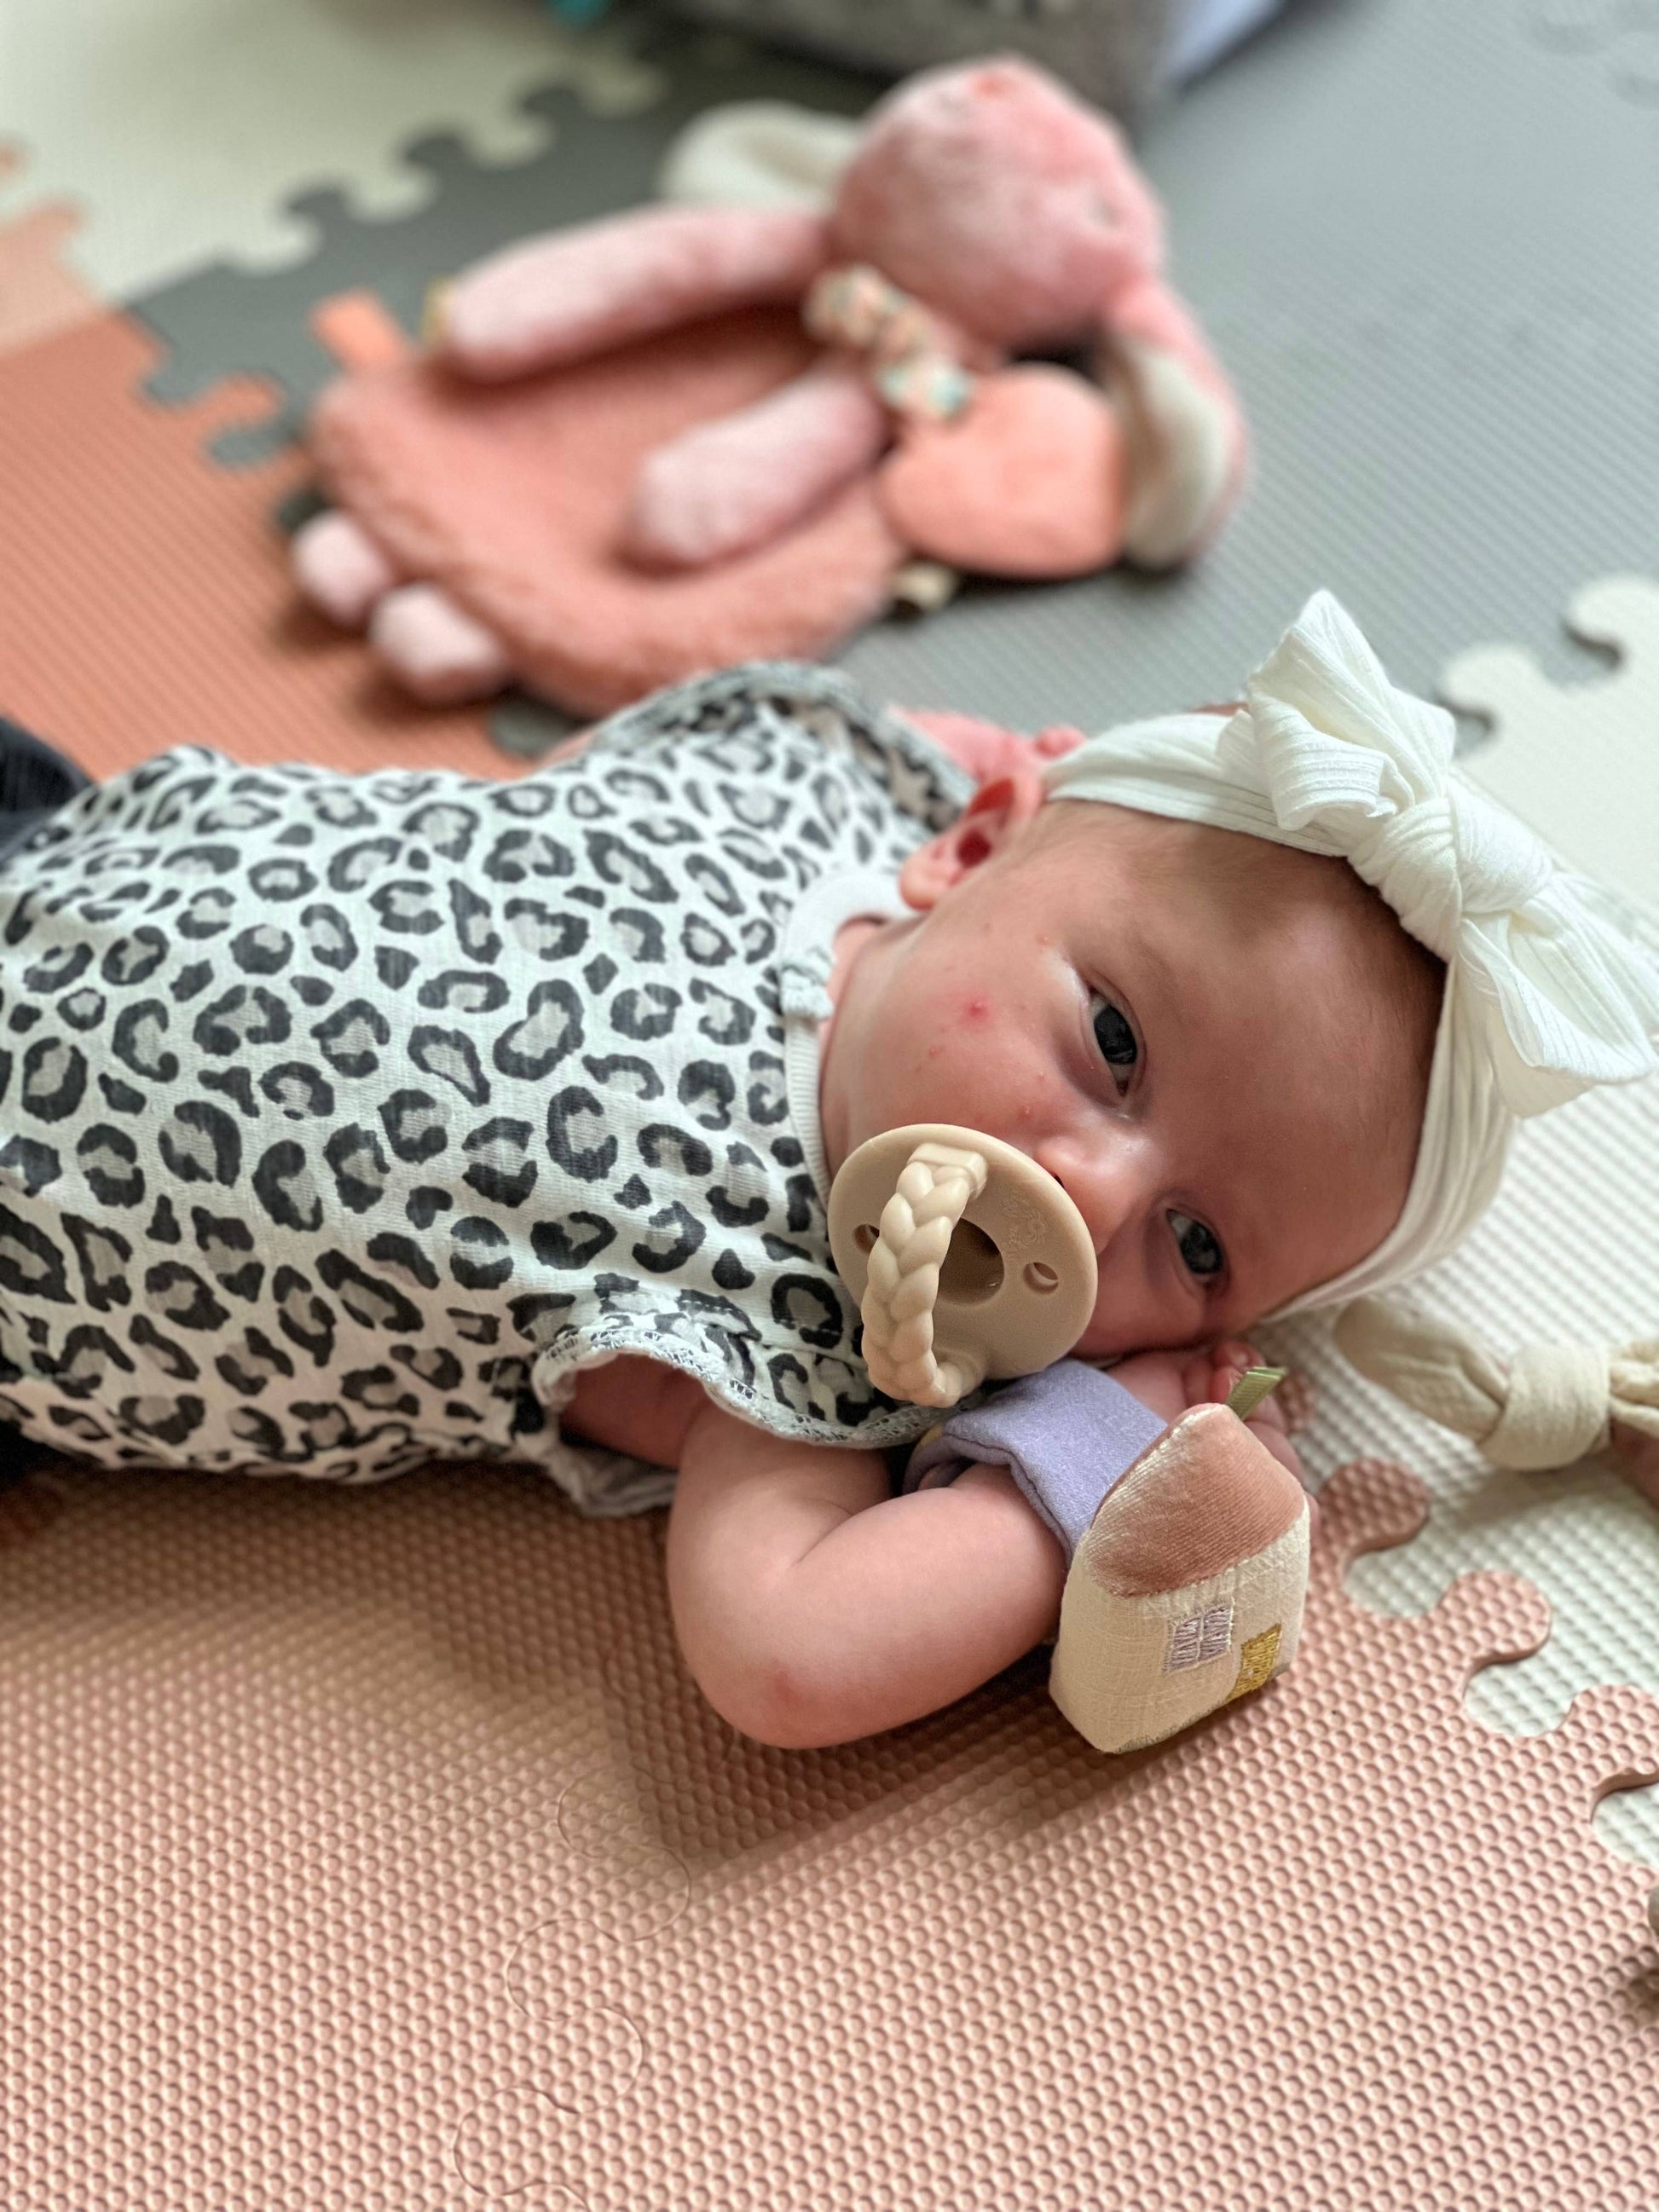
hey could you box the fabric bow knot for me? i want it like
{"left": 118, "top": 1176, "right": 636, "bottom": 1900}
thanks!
{"left": 1219, "top": 590, "right": 1659, "bottom": 1117}
{"left": 1357, "top": 787, "right": 1551, "bottom": 956}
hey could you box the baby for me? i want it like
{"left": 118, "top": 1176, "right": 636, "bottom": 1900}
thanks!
{"left": 0, "top": 594, "right": 1651, "bottom": 1748}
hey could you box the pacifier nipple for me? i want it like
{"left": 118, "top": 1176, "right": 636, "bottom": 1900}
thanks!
{"left": 827, "top": 1123, "right": 1098, "bottom": 1408}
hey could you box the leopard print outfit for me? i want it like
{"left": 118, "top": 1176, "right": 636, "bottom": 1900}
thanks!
{"left": 0, "top": 666, "right": 970, "bottom": 1509}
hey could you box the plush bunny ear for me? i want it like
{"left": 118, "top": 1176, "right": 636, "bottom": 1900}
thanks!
{"left": 657, "top": 100, "right": 864, "bottom": 212}
{"left": 1094, "top": 277, "right": 1248, "bottom": 567}
{"left": 1097, "top": 325, "right": 1240, "bottom": 566}
{"left": 878, "top": 364, "right": 1126, "bottom": 580}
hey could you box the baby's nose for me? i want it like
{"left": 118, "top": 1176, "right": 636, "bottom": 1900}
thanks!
{"left": 1031, "top": 1131, "right": 1153, "bottom": 1255}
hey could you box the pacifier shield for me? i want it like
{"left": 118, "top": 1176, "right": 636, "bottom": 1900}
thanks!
{"left": 828, "top": 1123, "right": 1098, "bottom": 1403}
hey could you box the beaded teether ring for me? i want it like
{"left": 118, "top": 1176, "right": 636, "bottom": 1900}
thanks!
{"left": 803, "top": 264, "right": 978, "bottom": 425}
{"left": 827, "top": 1124, "right": 1099, "bottom": 1408}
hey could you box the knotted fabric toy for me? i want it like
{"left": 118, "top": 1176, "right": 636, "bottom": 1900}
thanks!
{"left": 1333, "top": 1297, "right": 1659, "bottom": 1475}
{"left": 1043, "top": 589, "right": 1659, "bottom": 1312}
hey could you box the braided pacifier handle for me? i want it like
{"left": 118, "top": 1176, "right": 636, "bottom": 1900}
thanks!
{"left": 860, "top": 1140, "right": 990, "bottom": 1407}
{"left": 828, "top": 1123, "right": 1099, "bottom": 1410}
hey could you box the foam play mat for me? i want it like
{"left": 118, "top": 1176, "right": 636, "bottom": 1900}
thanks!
{"left": 1, "top": 3, "right": 1657, "bottom": 2204}
{"left": 4, "top": 1445, "right": 1656, "bottom": 2209}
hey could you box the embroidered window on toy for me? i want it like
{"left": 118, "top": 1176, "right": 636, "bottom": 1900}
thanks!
{"left": 1167, "top": 1603, "right": 1234, "bottom": 1672}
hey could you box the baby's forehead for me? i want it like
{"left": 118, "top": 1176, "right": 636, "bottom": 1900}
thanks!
{"left": 1038, "top": 794, "right": 1327, "bottom": 897}
{"left": 1032, "top": 796, "right": 1438, "bottom": 1008}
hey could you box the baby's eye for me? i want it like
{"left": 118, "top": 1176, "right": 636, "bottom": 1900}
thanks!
{"left": 1090, "top": 994, "right": 1138, "bottom": 1085}
{"left": 1169, "top": 1210, "right": 1224, "bottom": 1282}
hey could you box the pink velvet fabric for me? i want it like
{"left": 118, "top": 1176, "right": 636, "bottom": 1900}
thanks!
{"left": 1081, "top": 1405, "right": 1307, "bottom": 1600}
{"left": 309, "top": 308, "right": 905, "bottom": 719}
{"left": 878, "top": 363, "right": 1125, "bottom": 576}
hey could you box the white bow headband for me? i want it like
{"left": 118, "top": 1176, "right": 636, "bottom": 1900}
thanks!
{"left": 1042, "top": 589, "right": 1659, "bottom": 1312}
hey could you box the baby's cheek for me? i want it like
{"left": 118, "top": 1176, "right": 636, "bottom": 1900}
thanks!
{"left": 936, "top": 1029, "right": 1038, "bottom": 1125}
{"left": 864, "top": 1014, "right": 968, "bottom": 1125}
{"left": 1072, "top": 1254, "right": 1198, "bottom": 1366}
{"left": 872, "top": 968, "right": 1053, "bottom": 1131}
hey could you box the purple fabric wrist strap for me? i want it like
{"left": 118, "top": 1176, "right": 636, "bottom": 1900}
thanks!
{"left": 901, "top": 1360, "right": 1169, "bottom": 1561}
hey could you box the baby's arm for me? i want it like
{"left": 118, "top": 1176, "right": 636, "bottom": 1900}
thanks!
{"left": 666, "top": 1397, "right": 1065, "bottom": 1750}
{"left": 666, "top": 1338, "right": 1298, "bottom": 1749}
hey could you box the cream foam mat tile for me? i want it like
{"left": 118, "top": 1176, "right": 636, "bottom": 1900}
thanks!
{"left": 0, "top": 0, "right": 662, "bottom": 298}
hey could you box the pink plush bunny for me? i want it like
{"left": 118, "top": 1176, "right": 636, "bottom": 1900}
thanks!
{"left": 295, "top": 56, "right": 1246, "bottom": 709}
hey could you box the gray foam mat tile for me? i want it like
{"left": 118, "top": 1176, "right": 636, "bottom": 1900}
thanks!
{"left": 127, "top": 23, "right": 878, "bottom": 464}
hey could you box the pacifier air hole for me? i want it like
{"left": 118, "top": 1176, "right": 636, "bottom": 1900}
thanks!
{"left": 938, "top": 1219, "right": 1003, "bottom": 1303}
{"left": 1023, "top": 1262, "right": 1059, "bottom": 1295}
{"left": 854, "top": 1222, "right": 878, "bottom": 1253}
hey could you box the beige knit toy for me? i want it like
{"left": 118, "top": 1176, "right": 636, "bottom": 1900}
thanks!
{"left": 1336, "top": 1297, "right": 1659, "bottom": 1503}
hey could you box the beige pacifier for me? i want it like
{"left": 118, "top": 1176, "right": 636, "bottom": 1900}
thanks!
{"left": 827, "top": 1123, "right": 1099, "bottom": 1408}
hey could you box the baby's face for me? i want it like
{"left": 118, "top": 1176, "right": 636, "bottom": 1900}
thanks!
{"left": 818, "top": 772, "right": 1439, "bottom": 1357}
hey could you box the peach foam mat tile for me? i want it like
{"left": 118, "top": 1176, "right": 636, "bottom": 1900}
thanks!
{"left": 1, "top": 1443, "right": 1656, "bottom": 2210}
{"left": 0, "top": 181, "right": 104, "bottom": 360}
{"left": 0, "top": 308, "right": 508, "bottom": 782}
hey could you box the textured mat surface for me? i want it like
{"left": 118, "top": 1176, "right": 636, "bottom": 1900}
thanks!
{"left": 3, "top": 1445, "right": 1656, "bottom": 2211}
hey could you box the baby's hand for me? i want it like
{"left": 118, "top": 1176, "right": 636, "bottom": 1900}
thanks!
{"left": 1108, "top": 1338, "right": 1309, "bottom": 1502}
{"left": 903, "top": 709, "right": 1086, "bottom": 783}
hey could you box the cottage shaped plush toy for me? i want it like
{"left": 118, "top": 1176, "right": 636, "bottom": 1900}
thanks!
{"left": 293, "top": 56, "right": 1246, "bottom": 713}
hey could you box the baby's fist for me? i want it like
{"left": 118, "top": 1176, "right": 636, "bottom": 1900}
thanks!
{"left": 1110, "top": 1339, "right": 1308, "bottom": 1494}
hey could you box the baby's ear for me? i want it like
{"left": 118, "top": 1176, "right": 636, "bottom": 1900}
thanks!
{"left": 898, "top": 766, "right": 1045, "bottom": 910}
